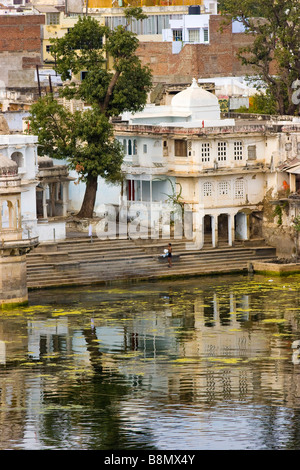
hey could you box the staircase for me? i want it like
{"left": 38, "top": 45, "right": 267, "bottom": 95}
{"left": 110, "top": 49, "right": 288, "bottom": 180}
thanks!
{"left": 26, "top": 235, "right": 277, "bottom": 290}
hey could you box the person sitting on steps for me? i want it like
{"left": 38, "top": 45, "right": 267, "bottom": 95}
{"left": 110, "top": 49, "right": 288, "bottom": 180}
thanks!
{"left": 167, "top": 243, "right": 172, "bottom": 268}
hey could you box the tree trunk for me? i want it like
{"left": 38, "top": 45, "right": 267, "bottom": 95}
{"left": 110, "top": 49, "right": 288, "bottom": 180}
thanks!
{"left": 76, "top": 174, "right": 98, "bottom": 219}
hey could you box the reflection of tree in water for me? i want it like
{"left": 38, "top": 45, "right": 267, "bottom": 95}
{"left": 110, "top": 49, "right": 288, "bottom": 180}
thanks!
{"left": 21, "top": 277, "right": 300, "bottom": 449}
{"left": 39, "top": 325, "right": 156, "bottom": 450}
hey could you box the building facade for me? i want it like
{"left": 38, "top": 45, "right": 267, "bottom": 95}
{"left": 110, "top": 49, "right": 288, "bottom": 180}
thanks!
{"left": 113, "top": 80, "right": 300, "bottom": 252}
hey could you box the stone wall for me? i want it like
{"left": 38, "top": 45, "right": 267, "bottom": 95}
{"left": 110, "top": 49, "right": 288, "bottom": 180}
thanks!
{"left": 0, "top": 15, "right": 44, "bottom": 92}
{"left": 0, "top": 255, "right": 28, "bottom": 307}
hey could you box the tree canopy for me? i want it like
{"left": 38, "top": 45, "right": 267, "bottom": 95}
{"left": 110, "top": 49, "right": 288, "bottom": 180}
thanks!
{"left": 29, "top": 8, "right": 152, "bottom": 218}
{"left": 219, "top": 0, "right": 300, "bottom": 115}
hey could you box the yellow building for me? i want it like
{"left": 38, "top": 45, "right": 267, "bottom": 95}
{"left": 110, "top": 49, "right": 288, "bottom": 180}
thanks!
{"left": 33, "top": 6, "right": 105, "bottom": 64}
{"left": 87, "top": 0, "right": 202, "bottom": 7}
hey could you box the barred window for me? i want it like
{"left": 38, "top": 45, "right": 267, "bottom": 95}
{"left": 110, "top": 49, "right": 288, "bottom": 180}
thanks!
{"left": 173, "top": 29, "right": 183, "bottom": 41}
{"left": 188, "top": 141, "right": 192, "bottom": 156}
{"left": 203, "top": 28, "right": 209, "bottom": 42}
{"left": 201, "top": 143, "right": 210, "bottom": 162}
{"left": 218, "top": 181, "right": 230, "bottom": 195}
{"left": 203, "top": 182, "right": 212, "bottom": 197}
{"left": 235, "top": 180, "right": 244, "bottom": 198}
{"left": 217, "top": 142, "right": 227, "bottom": 161}
{"left": 46, "top": 13, "right": 60, "bottom": 25}
{"left": 234, "top": 141, "right": 243, "bottom": 160}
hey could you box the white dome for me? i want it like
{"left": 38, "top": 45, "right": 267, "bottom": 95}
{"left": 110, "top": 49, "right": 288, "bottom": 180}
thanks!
{"left": 171, "top": 78, "right": 220, "bottom": 120}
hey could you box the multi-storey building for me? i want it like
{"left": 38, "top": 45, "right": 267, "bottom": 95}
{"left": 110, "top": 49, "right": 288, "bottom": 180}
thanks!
{"left": 113, "top": 80, "right": 300, "bottom": 252}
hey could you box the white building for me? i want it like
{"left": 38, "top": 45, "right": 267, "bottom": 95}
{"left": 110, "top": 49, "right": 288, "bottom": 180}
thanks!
{"left": 0, "top": 114, "right": 72, "bottom": 242}
{"left": 113, "top": 79, "right": 300, "bottom": 250}
{"left": 162, "top": 12, "right": 210, "bottom": 54}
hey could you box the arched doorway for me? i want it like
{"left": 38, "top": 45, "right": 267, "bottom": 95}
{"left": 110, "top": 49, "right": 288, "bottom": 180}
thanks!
{"left": 204, "top": 214, "right": 212, "bottom": 246}
{"left": 218, "top": 213, "right": 229, "bottom": 245}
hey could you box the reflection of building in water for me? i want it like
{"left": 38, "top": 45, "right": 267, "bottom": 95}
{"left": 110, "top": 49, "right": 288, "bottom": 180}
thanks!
{"left": 27, "top": 319, "right": 69, "bottom": 359}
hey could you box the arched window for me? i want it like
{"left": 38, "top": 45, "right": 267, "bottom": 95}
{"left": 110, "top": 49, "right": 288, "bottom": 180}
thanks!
{"left": 203, "top": 182, "right": 212, "bottom": 197}
{"left": 128, "top": 139, "right": 132, "bottom": 156}
{"left": 11, "top": 151, "right": 24, "bottom": 168}
{"left": 234, "top": 179, "right": 244, "bottom": 198}
{"left": 1, "top": 200, "right": 13, "bottom": 228}
{"left": 123, "top": 139, "right": 127, "bottom": 154}
{"left": 218, "top": 181, "right": 230, "bottom": 196}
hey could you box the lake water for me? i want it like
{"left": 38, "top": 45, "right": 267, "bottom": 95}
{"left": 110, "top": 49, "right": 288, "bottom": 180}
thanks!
{"left": 1, "top": 273, "right": 300, "bottom": 451}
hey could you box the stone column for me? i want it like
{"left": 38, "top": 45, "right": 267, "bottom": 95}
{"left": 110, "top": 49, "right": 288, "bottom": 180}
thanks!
{"left": 0, "top": 250, "right": 28, "bottom": 307}
{"left": 62, "top": 182, "right": 69, "bottom": 217}
{"left": 42, "top": 184, "right": 48, "bottom": 219}
{"left": 13, "top": 199, "right": 18, "bottom": 230}
{"left": 228, "top": 213, "right": 235, "bottom": 246}
{"left": 212, "top": 215, "right": 218, "bottom": 248}
{"left": 290, "top": 173, "right": 296, "bottom": 192}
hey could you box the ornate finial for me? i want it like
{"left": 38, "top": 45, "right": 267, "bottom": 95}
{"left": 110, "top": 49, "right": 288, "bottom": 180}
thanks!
{"left": 191, "top": 78, "right": 198, "bottom": 88}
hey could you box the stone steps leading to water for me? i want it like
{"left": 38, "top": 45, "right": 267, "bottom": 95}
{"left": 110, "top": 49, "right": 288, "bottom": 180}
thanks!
{"left": 26, "top": 236, "right": 276, "bottom": 289}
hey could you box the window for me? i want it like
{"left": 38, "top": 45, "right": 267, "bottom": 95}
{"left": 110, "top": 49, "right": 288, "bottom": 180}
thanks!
{"left": 201, "top": 143, "right": 210, "bottom": 162}
{"left": 218, "top": 181, "right": 230, "bottom": 195}
{"left": 143, "top": 144, "right": 147, "bottom": 154}
{"left": 234, "top": 141, "right": 243, "bottom": 160}
{"left": 175, "top": 139, "right": 187, "bottom": 157}
{"left": 46, "top": 13, "right": 60, "bottom": 25}
{"left": 188, "top": 29, "right": 200, "bottom": 42}
{"left": 203, "top": 28, "right": 209, "bottom": 42}
{"left": 80, "top": 71, "right": 88, "bottom": 81}
{"left": 235, "top": 180, "right": 244, "bottom": 199}
{"left": 123, "top": 139, "right": 127, "bottom": 154}
{"left": 203, "top": 182, "right": 212, "bottom": 197}
{"left": 11, "top": 152, "right": 24, "bottom": 169}
{"left": 188, "top": 141, "right": 192, "bottom": 156}
{"left": 128, "top": 139, "right": 132, "bottom": 156}
{"left": 173, "top": 29, "right": 183, "bottom": 41}
{"left": 133, "top": 139, "right": 137, "bottom": 155}
{"left": 46, "top": 45, "right": 52, "bottom": 53}
{"left": 217, "top": 142, "right": 227, "bottom": 161}
{"left": 247, "top": 145, "right": 257, "bottom": 160}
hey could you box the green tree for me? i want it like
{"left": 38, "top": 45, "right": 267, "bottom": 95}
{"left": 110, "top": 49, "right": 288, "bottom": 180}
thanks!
{"left": 29, "top": 8, "right": 152, "bottom": 218}
{"left": 29, "top": 96, "right": 124, "bottom": 217}
{"left": 219, "top": 0, "right": 300, "bottom": 115}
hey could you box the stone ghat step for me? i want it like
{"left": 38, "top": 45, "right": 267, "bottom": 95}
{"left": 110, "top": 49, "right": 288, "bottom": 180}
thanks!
{"left": 26, "top": 246, "right": 275, "bottom": 269}
{"left": 36, "top": 236, "right": 189, "bottom": 249}
{"left": 26, "top": 252, "right": 273, "bottom": 274}
{"left": 26, "top": 252, "right": 273, "bottom": 273}
{"left": 26, "top": 254, "right": 274, "bottom": 286}
{"left": 26, "top": 265, "right": 252, "bottom": 289}
{"left": 31, "top": 241, "right": 189, "bottom": 257}
{"left": 27, "top": 255, "right": 270, "bottom": 276}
